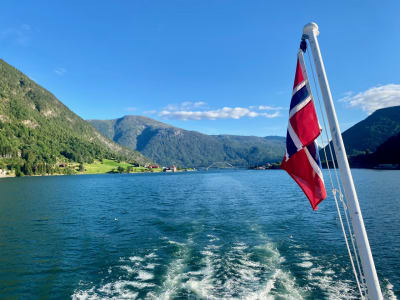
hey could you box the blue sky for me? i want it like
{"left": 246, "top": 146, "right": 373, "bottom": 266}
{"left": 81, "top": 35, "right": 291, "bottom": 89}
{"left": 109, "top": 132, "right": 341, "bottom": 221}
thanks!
{"left": 1, "top": 1, "right": 399, "bottom": 136}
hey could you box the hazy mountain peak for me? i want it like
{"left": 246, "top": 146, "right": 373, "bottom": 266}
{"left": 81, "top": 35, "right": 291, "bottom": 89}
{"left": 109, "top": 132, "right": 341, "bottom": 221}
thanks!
{"left": 89, "top": 116, "right": 285, "bottom": 167}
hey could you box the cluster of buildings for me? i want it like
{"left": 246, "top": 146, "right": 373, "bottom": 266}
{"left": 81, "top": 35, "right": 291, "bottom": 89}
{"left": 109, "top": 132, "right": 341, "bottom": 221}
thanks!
{"left": 248, "top": 163, "right": 280, "bottom": 170}
{"left": 145, "top": 164, "right": 178, "bottom": 172}
{"left": 163, "top": 165, "right": 177, "bottom": 172}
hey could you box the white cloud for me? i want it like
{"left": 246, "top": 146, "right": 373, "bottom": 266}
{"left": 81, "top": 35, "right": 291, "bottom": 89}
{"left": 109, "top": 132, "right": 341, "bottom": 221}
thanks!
{"left": 54, "top": 68, "right": 67, "bottom": 76}
{"left": 164, "top": 104, "right": 179, "bottom": 111}
{"left": 125, "top": 107, "right": 137, "bottom": 112}
{"left": 155, "top": 101, "right": 282, "bottom": 120}
{"left": 165, "top": 101, "right": 208, "bottom": 111}
{"left": 143, "top": 110, "right": 156, "bottom": 114}
{"left": 159, "top": 106, "right": 280, "bottom": 120}
{"left": 181, "top": 101, "right": 192, "bottom": 108}
{"left": 193, "top": 101, "right": 207, "bottom": 107}
{"left": 339, "top": 84, "right": 400, "bottom": 114}
{"left": 261, "top": 111, "right": 280, "bottom": 118}
{"left": 0, "top": 24, "right": 31, "bottom": 46}
{"left": 258, "top": 105, "right": 285, "bottom": 111}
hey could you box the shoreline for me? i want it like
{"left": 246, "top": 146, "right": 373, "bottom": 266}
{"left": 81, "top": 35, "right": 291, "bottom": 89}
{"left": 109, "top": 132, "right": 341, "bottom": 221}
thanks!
{"left": 2, "top": 167, "right": 399, "bottom": 179}
{"left": 0, "top": 159, "right": 196, "bottom": 178}
{"left": 0, "top": 169, "right": 195, "bottom": 179}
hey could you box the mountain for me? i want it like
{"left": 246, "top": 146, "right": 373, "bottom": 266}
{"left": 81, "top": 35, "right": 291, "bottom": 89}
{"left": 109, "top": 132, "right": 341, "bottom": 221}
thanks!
{"left": 349, "top": 131, "right": 400, "bottom": 168}
{"left": 89, "top": 116, "right": 285, "bottom": 168}
{"left": 341, "top": 106, "right": 400, "bottom": 156}
{"left": 0, "top": 59, "right": 150, "bottom": 175}
{"left": 322, "top": 105, "right": 400, "bottom": 162}
{"left": 370, "top": 132, "right": 400, "bottom": 164}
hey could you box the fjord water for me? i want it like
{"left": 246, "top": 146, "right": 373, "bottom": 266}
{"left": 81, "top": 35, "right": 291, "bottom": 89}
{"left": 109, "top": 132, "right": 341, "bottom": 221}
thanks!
{"left": 0, "top": 170, "right": 399, "bottom": 299}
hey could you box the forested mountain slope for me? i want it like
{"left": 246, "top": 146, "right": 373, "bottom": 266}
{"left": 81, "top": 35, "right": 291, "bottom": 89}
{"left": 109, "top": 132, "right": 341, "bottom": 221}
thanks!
{"left": 341, "top": 106, "right": 400, "bottom": 155}
{"left": 0, "top": 59, "right": 150, "bottom": 175}
{"left": 89, "top": 116, "right": 285, "bottom": 168}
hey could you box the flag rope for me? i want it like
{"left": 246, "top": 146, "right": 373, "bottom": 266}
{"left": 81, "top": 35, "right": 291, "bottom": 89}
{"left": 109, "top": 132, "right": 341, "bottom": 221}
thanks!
{"left": 304, "top": 47, "right": 365, "bottom": 285}
{"left": 303, "top": 46, "right": 366, "bottom": 298}
{"left": 304, "top": 47, "right": 365, "bottom": 289}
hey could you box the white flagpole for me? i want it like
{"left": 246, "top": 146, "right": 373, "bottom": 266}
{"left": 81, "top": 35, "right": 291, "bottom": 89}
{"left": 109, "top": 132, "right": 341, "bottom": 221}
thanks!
{"left": 302, "top": 22, "right": 383, "bottom": 300}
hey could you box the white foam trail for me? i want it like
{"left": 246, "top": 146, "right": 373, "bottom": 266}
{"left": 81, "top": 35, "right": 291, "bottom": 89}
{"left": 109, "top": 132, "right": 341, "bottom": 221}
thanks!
{"left": 384, "top": 281, "right": 398, "bottom": 300}
{"left": 184, "top": 252, "right": 215, "bottom": 299}
{"left": 243, "top": 269, "right": 305, "bottom": 300}
{"left": 181, "top": 235, "right": 307, "bottom": 300}
{"left": 72, "top": 250, "right": 158, "bottom": 300}
{"left": 148, "top": 240, "right": 191, "bottom": 299}
{"left": 297, "top": 261, "right": 313, "bottom": 268}
{"left": 98, "top": 281, "right": 140, "bottom": 298}
{"left": 243, "top": 269, "right": 280, "bottom": 300}
{"left": 298, "top": 251, "right": 312, "bottom": 260}
{"left": 127, "top": 281, "right": 155, "bottom": 289}
{"left": 324, "top": 269, "right": 335, "bottom": 275}
{"left": 207, "top": 234, "right": 220, "bottom": 242}
{"left": 73, "top": 280, "right": 140, "bottom": 299}
{"left": 73, "top": 232, "right": 373, "bottom": 300}
{"left": 167, "top": 240, "right": 185, "bottom": 246}
{"left": 137, "top": 270, "right": 154, "bottom": 281}
{"left": 255, "top": 242, "right": 284, "bottom": 265}
{"left": 129, "top": 256, "right": 144, "bottom": 262}
{"left": 145, "top": 253, "right": 157, "bottom": 259}
{"left": 232, "top": 242, "right": 248, "bottom": 250}
{"left": 120, "top": 265, "right": 136, "bottom": 273}
{"left": 72, "top": 287, "right": 96, "bottom": 300}
{"left": 201, "top": 250, "right": 214, "bottom": 256}
{"left": 144, "top": 263, "right": 156, "bottom": 270}
{"left": 302, "top": 252, "right": 359, "bottom": 299}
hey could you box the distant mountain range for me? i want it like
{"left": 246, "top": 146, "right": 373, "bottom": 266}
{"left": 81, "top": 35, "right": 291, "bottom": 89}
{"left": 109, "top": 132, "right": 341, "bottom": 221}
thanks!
{"left": 0, "top": 59, "right": 150, "bottom": 176}
{"left": 349, "top": 131, "right": 400, "bottom": 168}
{"left": 1, "top": 56, "right": 399, "bottom": 174}
{"left": 339, "top": 105, "right": 400, "bottom": 156}
{"left": 91, "top": 105, "right": 400, "bottom": 169}
{"left": 89, "top": 116, "right": 285, "bottom": 168}
{"left": 323, "top": 105, "right": 400, "bottom": 167}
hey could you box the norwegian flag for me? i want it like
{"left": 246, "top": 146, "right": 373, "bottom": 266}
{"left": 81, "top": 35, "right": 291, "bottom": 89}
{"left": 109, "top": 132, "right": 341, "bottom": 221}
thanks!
{"left": 281, "top": 50, "right": 327, "bottom": 210}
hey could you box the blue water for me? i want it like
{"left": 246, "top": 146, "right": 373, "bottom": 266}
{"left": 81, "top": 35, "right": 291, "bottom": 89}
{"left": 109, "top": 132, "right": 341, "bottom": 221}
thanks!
{"left": 0, "top": 169, "right": 399, "bottom": 299}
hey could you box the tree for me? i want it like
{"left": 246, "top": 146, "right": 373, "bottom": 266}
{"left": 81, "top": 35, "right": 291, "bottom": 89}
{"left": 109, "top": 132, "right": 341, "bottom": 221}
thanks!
{"left": 14, "top": 166, "right": 23, "bottom": 177}
{"left": 22, "top": 161, "right": 33, "bottom": 175}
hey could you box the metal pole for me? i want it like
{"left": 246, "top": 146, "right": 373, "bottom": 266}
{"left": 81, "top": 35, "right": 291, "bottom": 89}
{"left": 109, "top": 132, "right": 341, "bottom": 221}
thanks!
{"left": 303, "top": 22, "right": 383, "bottom": 300}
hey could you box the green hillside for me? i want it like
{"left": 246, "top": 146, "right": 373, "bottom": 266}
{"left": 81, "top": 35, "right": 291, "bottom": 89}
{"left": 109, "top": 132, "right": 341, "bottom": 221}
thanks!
{"left": 341, "top": 106, "right": 400, "bottom": 156}
{"left": 322, "top": 105, "right": 400, "bottom": 161}
{"left": 0, "top": 59, "right": 151, "bottom": 176}
{"left": 370, "top": 132, "right": 400, "bottom": 165}
{"left": 350, "top": 132, "right": 400, "bottom": 168}
{"left": 89, "top": 116, "right": 285, "bottom": 168}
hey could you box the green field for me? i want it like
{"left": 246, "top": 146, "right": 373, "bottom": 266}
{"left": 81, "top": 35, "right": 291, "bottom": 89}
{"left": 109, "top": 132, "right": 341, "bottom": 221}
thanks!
{"left": 81, "top": 159, "right": 162, "bottom": 174}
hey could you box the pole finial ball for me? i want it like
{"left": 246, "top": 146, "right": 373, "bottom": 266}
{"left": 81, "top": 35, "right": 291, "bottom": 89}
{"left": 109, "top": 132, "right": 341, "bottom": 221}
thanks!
{"left": 303, "top": 22, "right": 319, "bottom": 37}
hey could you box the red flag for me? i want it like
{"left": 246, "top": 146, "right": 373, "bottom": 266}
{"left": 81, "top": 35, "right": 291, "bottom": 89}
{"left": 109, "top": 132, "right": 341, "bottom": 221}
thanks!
{"left": 281, "top": 51, "right": 326, "bottom": 210}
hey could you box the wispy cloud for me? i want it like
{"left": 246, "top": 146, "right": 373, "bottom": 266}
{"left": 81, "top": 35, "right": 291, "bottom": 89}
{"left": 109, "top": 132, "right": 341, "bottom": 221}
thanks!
{"left": 143, "top": 110, "right": 157, "bottom": 115}
{"left": 258, "top": 105, "right": 285, "bottom": 111}
{"left": 0, "top": 24, "right": 32, "bottom": 46}
{"left": 339, "top": 84, "right": 400, "bottom": 114}
{"left": 164, "top": 101, "right": 208, "bottom": 111}
{"left": 125, "top": 107, "right": 137, "bottom": 112}
{"left": 54, "top": 68, "right": 67, "bottom": 76}
{"left": 156, "top": 101, "right": 281, "bottom": 120}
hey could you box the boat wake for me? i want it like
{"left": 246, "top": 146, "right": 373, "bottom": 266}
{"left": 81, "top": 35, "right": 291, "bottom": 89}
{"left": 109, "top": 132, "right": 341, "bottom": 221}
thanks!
{"left": 72, "top": 231, "right": 397, "bottom": 300}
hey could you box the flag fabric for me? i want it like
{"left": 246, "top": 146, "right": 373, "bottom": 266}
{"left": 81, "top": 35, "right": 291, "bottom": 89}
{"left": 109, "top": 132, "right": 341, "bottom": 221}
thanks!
{"left": 281, "top": 50, "right": 327, "bottom": 210}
